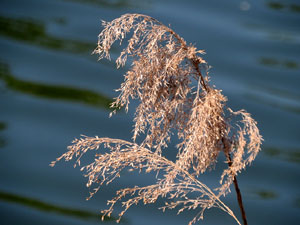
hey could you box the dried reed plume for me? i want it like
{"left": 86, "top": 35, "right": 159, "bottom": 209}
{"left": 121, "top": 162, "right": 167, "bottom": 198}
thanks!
{"left": 51, "top": 14, "right": 262, "bottom": 225}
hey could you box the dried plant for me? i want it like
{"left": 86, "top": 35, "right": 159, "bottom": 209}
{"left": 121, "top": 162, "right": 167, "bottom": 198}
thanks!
{"left": 51, "top": 14, "right": 262, "bottom": 225}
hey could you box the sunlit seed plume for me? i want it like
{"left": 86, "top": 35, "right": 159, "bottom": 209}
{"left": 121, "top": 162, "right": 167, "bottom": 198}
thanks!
{"left": 51, "top": 13, "right": 262, "bottom": 225}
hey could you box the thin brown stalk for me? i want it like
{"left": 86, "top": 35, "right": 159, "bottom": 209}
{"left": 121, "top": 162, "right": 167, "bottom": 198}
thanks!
{"left": 222, "top": 136, "right": 247, "bottom": 225}
{"left": 227, "top": 153, "right": 248, "bottom": 225}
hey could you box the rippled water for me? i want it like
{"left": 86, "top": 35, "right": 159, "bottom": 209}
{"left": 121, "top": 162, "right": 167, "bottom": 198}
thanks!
{"left": 1, "top": 0, "right": 299, "bottom": 225}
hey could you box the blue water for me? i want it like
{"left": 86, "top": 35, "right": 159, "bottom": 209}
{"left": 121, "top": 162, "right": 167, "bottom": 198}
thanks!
{"left": 1, "top": 0, "right": 300, "bottom": 225}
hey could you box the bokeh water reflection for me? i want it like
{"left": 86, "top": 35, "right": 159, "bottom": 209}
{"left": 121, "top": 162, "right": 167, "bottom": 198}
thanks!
{"left": 1, "top": 0, "right": 299, "bottom": 225}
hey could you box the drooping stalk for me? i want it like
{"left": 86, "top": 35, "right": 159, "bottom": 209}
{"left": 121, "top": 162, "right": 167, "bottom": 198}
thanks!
{"left": 52, "top": 14, "right": 262, "bottom": 225}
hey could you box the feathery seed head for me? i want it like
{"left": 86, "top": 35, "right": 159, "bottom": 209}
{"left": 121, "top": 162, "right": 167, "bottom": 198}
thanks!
{"left": 51, "top": 14, "right": 262, "bottom": 225}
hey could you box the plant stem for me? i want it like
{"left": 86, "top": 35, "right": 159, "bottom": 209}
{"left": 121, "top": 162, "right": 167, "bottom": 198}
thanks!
{"left": 192, "top": 59, "right": 208, "bottom": 91}
{"left": 222, "top": 137, "right": 248, "bottom": 225}
{"left": 227, "top": 154, "right": 248, "bottom": 225}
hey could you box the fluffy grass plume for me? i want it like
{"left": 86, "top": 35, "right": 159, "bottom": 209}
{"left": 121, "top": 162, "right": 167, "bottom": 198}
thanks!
{"left": 51, "top": 14, "right": 262, "bottom": 225}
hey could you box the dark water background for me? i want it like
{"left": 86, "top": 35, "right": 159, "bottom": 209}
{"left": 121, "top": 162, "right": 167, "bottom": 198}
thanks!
{"left": 1, "top": 0, "right": 300, "bottom": 225}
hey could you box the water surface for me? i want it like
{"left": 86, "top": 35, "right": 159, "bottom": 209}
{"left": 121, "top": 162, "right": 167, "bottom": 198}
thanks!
{"left": 1, "top": 0, "right": 299, "bottom": 225}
